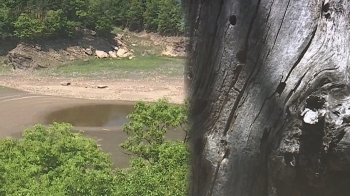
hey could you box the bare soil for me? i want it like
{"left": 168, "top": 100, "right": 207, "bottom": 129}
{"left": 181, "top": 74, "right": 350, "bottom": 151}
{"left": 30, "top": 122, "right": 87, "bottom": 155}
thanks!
{"left": 0, "top": 73, "right": 185, "bottom": 104}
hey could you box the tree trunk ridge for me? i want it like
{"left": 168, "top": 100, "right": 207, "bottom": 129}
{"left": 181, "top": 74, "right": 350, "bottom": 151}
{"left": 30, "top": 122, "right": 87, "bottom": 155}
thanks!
{"left": 186, "top": 0, "right": 350, "bottom": 195}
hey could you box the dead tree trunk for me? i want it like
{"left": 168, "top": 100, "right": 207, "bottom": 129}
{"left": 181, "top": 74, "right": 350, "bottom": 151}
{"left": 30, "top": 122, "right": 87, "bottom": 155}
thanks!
{"left": 186, "top": 0, "right": 350, "bottom": 195}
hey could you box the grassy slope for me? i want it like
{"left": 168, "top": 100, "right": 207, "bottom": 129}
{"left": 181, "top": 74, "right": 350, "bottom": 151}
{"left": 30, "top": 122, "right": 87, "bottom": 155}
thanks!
{"left": 38, "top": 56, "right": 185, "bottom": 79}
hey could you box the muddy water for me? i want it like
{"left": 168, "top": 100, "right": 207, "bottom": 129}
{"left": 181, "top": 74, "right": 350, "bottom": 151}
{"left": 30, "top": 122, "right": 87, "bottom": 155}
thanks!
{"left": 0, "top": 86, "right": 185, "bottom": 168}
{"left": 43, "top": 104, "right": 134, "bottom": 127}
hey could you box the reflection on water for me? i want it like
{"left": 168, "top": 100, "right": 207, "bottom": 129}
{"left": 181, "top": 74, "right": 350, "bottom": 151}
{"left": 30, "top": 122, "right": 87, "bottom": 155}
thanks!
{"left": 43, "top": 104, "right": 135, "bottom": 127}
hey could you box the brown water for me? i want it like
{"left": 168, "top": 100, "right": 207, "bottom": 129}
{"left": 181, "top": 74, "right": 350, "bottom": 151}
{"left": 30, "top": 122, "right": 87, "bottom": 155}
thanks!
{"left": 42, "top": 103, "right": 185, "bottom": 168}
{"left": 0, "top": 86, "right": 185, "bottom": 168}
{"left": 43, "top": 104, "right": 134, "bottom": 127}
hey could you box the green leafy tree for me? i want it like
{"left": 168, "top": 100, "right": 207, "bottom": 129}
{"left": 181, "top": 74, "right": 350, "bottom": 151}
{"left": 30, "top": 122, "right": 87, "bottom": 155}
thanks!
{"left": 118, "top": 99, "right": 190, "bottom": 195}
{"left": 0, "top": 5, "right": 12, "bottom": 36}
{"left": 157, "top": 0, "right": 183, "bottom": 35}
{"left": 114, "top": 141, "right": 189, "bottom": 196}
{"left": 143, "top": 0, "right": 159, "bottom": 32}
{"left": 14, "top": 13, "right": 45, "bottom": 39}
{"left": 87, "top": 0, "right": 114, "bottom": 34}
{"left": 121, "top": 99, "right": 188, "bottom": 162}
{"left": 43, "top": 9, "right": 68, "bottom": 37}
{"left": 109, "top": 0, "right": 130, "bottom": 28}
{"left": 0, "top": 0, "right": 186, "bottom": 38}
{"left": 0, "top": 123, "right": 115, "bottom": 195}
{"left": 127, "top": 0, "right": 146, "bottom": 31}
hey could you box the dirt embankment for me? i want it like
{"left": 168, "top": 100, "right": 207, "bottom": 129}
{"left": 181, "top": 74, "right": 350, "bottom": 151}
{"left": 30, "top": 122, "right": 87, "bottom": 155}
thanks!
{"left": 2, "top": 30, "right": 188, "bottom": 70}
{"left": 0, "top": 30, "right": 187, "bottom": 103}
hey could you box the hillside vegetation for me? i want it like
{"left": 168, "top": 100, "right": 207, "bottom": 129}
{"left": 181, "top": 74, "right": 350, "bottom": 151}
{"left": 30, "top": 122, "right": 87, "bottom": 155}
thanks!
{"left": 0, "top": 0, "right": 185, "bottom": 40}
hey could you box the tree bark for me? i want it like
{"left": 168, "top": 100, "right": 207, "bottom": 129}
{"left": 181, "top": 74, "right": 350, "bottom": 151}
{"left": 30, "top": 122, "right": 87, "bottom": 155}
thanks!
{"left": 185, "top": 0, "right": 350, "bottom": 195}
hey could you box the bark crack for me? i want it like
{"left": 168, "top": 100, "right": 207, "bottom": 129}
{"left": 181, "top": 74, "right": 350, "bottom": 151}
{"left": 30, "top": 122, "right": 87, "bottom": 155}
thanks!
{"left": 271, "top": 0, "right": 291, "bottom": 51}
{"left": 223, "top": 0, "right": 263, "bottom": 136}
{"left": 284, "top": 26, "right": 318, "bottom": 82}
{"left": 284, "top": 68, "right": 311, "bottom": 105}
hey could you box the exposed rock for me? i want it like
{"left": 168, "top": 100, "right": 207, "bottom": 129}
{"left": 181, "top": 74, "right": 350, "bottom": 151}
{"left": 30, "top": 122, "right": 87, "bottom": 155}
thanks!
{"left": 83, "top": 28, "right": 97, "bottom": 36}
{"left": 37, "top": 64, "right": 48, "bottom": 68}
{"left": 97, "top": 85, "right": 108, "bottom": 89}
{"left": 116, "top": 48, "right": 132, "bottom": 58}
{"left": 34, "top": 44, "right": 42, "bottom": 51}
{"left": 116, "top": 48, "right": 127, "bottom": 57}
{"left": 111, "top": 45, "right": 119, "bottom": 51}
{"left": 61, "top": 82, "right": 71, "bottom": 86}
{"left": 161, "top": 43, "right": 187, "bottom": 57}
{"left": 95, "top": 50, "right": 108, "bottom": 58}
{"left": 85, "top": 48, "right": 93, "bottom": 56}
{"left": 108, "top": 51, "right": 117, "bottom": 58}
{"left": 6, "top": 52, "right": 34, "bottom": 70}
{"left": 3, "top": 31, "right": 186, "bottom": 70}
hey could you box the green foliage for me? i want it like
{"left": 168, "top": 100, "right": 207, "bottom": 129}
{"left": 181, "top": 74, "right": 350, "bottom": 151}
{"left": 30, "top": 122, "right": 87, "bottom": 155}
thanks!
{"left": 0, "top": 0, "right": 185, "bottom": 39}
{"left": 127, "top": 0, "right": 146, "bottom": 31}
{"left": 114, "top": 141, "right": 189, "bottom": 196}
{"left": 14, "top": 13, "right": 45, "bottom": 39}
{"left": 43, "top": 9, "right": 68, "bottom": 37}
{"left": 143, "top": 0, "right": 160, "bottom": 32}
{"left": 117, "top": 99, "right": 189, "bottom": 195}
{"left": 0, "top": 5, "right": 12, "bottom": 36}
{"left": 157, "top": 0, "right": 184, "bottom": 35}
{"left": 0, "top": 123, "right": 115, "bottom": 195}
{"left": 87, "top": 0, "right": 114, "bottom": 34}
{"left": 121, "top": 99, "right": 188, "bottom": 162}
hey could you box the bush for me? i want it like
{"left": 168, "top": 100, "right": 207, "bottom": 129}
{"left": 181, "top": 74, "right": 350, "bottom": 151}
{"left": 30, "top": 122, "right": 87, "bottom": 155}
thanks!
{"left": 117, "top": 99, "right": 190, "bottom": 195}
{"left": 115, "top": 141, "right": 189, "bottom": 196}
{"left": 43, "top": 9, "right": 68, "bottom": 37}
{"left": 0, "top": 123, "right": 115, "bottom": 195}
{"left": 14, "top": 13, "right": 45, "bottom": 39}
{"left": 121, "top": 98, "right": 189, "bottom": 162}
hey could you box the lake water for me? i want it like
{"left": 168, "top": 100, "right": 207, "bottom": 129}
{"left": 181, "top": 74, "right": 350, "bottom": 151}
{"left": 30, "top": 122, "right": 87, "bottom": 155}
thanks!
{"left": 0, "top": 86, "right": 185, "bottom": 168}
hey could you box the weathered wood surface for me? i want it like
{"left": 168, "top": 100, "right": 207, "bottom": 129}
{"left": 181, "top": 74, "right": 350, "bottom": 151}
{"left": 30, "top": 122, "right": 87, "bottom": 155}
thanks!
{"left": 185, "top": 0, "right": 350, "bottom": 195}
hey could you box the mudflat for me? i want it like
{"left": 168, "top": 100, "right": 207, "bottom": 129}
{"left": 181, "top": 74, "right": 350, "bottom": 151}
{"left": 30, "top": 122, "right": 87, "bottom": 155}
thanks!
{"left": 0, "top": 74, "right": 185, "bottom": 104}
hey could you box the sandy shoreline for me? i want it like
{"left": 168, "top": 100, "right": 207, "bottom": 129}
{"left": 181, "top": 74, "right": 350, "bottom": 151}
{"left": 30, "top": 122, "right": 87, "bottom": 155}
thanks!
{"left": 0, "top": 74, "right": 186, "bottom": 104}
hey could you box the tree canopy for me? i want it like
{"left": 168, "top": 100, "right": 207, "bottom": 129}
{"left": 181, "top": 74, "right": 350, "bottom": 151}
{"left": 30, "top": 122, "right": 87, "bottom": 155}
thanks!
{"left": 0, "top": 0, "right": 185, "bottom": 39}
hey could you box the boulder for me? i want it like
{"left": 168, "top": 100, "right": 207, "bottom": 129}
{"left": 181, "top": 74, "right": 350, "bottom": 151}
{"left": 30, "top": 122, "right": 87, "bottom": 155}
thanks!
{"left": 85, "top": 48, "right": 93, "bottom": 56}
{"left": 95, "top": 50, "right": 108, "bottom": 58}
{"left": 6, "top": 52, "right": 34, "bottom": 70}
{"left": 108, "top": 51, "right": 117, "bottom": 58}
{"left": 111, "top": 45, "right": 119, "bottom": 51}
{"left": 117, "top": 48, "right": 132, "bottom": 58}
{"left": 61, "top": 82, "right": 71, "bottom": 86}
{"left": 97, "top": 85, "right": 108, "bottom": 89}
